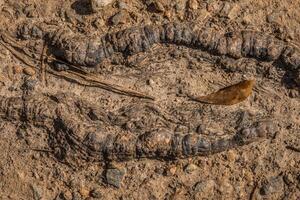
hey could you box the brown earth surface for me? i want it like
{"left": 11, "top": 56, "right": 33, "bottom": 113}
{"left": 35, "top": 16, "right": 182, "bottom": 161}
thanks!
{"left": 0, "top": 0, "right": 299, "bottom": 199}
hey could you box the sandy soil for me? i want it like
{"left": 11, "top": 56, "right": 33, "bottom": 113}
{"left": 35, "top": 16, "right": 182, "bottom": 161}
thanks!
{"left": 0, "top": 0, "right": 299, "bottom": 199}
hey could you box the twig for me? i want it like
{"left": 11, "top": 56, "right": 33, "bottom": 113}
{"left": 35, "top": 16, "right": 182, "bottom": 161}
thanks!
{"left": 0, "top": 33, "right": 38, "bottom": 60}
{"left": 40, "top": 41, "right": 47, "bottom": 85}
{"left": 56, "top": 69, "right": 155, "bottom": 100}
{"left": 249, "top": 182, "right": 258, "bottom": 200}
{"left": 0, "top": 37, "right": 154, "bottom": 100}
{"left": 30, "top": 148, "right": 53, "bottom": 153}
{"left": 286, "top": 145, "right": 300, "bottom": 152}
{"left": 0, "top": 40, "right": 36, "bottom": 67}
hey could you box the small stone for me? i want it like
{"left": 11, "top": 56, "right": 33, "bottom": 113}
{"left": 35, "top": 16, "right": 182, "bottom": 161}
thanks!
{"left": 90, "top": 188, "right": 102, "bottom": 198}
{"left": 175, "top": 125, "right": 189, "bottom": 133}
{"left": 267, "top": 10, "right": 284, "bottom": 24}
{"left": 92, "top": 18, "right": 105, "bottom": 29}
{"left": 218, "top": 179, "right": 234, "bottom": 196}
{"left": 194, "top": 180, "right": 215, "bottom": 199}
{"left": 184, "top": 163, "right": 198, "bottom": 173}
{"left": 21, "top": 79, "right": 38, "bottom": 91}
{"left": 196, "top": 124, "right": 207, "bottom": 134}
{"left": 164, "top": 10, "right": 172, "bottom": 19}
{"left": 154, "top": 164, "right": 165, "bottom": 175}
{"left": 169, "top": 166, "right": 177, "bottom": 175}
{"left": 227, "top": 4, "right": 240, "bottom": 19}
{"left": 13, "top": 66, "right": 23, "bottom": 74}
{"left": 64, "top": 191, "right": 72, "bottom": 200}
{"left": 146, "top": 78, "right": 155, "bottom": 86}
{"left": 54, "top": 62, "right": 69, "bottom": 71}
{"left": 90, "top": 0, "right": 114, "bottom": 12}
{"left": 105, "top": 167, "right": 126, "bottom": 188}
{"left": 283, "top": 173, "right": 294, "bottom": 185}
{"left": 110, "top": 10, "right": 129, "bottom": 25}
{"left": 175, "top": 0, "right": 186, "bottom": 11}
{"left": 242, "top": 15, "right": 252, "bottom": 25}
{"left": 23, "top": 4, "right": 38, "bottom": 18}
{"left": 220, "top": 2, "right": 231, "bottom": 16}
{"left": 117, "top": 1, "right": 128, "bottom": 9}
{"left": 289, "top": 90, "right": 299, "bottom": 98}
{"left": 31, "top": 25, "right": 43, "bottom": 39}
{"left": 79, "top": 186, "right": 90, "bottom": 198}
{"left": 31, "top": 184, "right": 43, "bottom": 200}
{"left": 260, "top": 176, "right": 284, "bottom": 196}
{"left": 187, "top": 0, "right": 198, "bottom": 10}
{"left": 23, "top": 67, "right": 36, "bottom": 76}
{"left": 163, "top": 165, "right": 177, "bottom": 176}
{"left": 243, "top": 170, "right": 253, "bottom": 182}
{"left": 153, "top": 1, "right": 165, "bottom": 12}
{"left": 71, "top": 192, "right": 82, "bottom": 200}
{"left": 226, "top": 150, "right": 237, "bottom": 162}
{"left": 55, "top": 192, "right": 67, "bottom": 200}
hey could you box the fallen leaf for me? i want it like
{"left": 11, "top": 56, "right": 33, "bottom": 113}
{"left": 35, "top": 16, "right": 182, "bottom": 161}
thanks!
{"left": 189, "top": 80, "right": 255, "bottom": 105}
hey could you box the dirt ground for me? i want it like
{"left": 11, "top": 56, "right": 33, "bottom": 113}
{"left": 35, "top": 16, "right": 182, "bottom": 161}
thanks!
{"left": 0, "top": 0, "right": 299, "bottom": 199}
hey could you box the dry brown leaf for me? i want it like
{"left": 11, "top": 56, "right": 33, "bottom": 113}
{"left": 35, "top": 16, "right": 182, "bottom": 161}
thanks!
{"left": 189, "top": 80, "right": 255, "bottom": 105}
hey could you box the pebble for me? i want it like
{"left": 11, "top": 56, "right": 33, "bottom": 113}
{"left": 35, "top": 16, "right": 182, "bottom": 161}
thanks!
{"left": 289, "top": 90, "right": 299, "bottom": 98}
{"left": 21, "top": 79, "right": 38, "bottom": 91}
{"left": 55, "top": 192, "right": 67, "bottom": 200}
{"left": 227, "top": 4, "right": 240, "bottom": 19}
{"left": 54, "top": 62, "right": 69, "bottom": 71}
{"left": 194, "top": 180, "right": 215, "bottom": 199}
{"left": 260, "top": 176, "right": 284, "bottom": 196}
{"left": 220, "top": 2, "right": 231, "bottom": 16}
{"left": 79, "top": 186, "right": 90, "bottom": 198}
{"left": 90, "top": 188, "right": 102, "bottom": 198}
{"left": 31, "top": 184, "right": 43, "bottom": 200}
{"left": 188, "top": 0, "right": 198, "bottom": 10}
{"left": 23, "top": 4, "right": 38, "bottom": 18}
{"left": 267, "top": 10, "right": 284, "bottom": 24}
{"left": 71, "top": 192, "right": 82, "bottom": 200}
{"left": 117, "top": 0, "right": 128, "bottom": 9}
{"left": 175, "top": 0, "right": 186, "bottom": 11}
{"left": 242, "top": 15, "right": 252, "bottom": 25}
{"left": 90, "top": 0, "right": 114, "bottom": 12}
{"left": 169, "top": 166, "right": 177, "bottom": 175}
{"left": 218, "top": 179, "right": 234, "bottom": 196}
{"left": 163, "top": 165, "right": 177, "bottom": 176}
{"left": 110, "top": 10, "right": 129, "bottom": 25}
{"left": 146, "top": 78, "right": 155, "bottom": 86}
{"left": 196, "top": 124, "right": 207, "bottom": 134}
{"left": 164, "top": 10, "right": 172, "bottom": 20}
{"left": 23, "top": 67, "right": 36, "bottom": 76}
{"left": 283, "top": 173, "right": 294, "bottom": 185}
{"left": 64, "top": 191, "right": 72, "bottom": 200}
{"left": 184, "top": 163, "right": 198, "bottom": 173}
{"left": 175, "top": 125, "right": 189, "bottom": 133}
{"left": 153, "top": 1, "right": 165, "bottom": 12}
{"left": 31, "top": 25, "right": 43, "bottom": 39}
{"left": 225, "top": 150, "right": 237, "bottom": 162}
{"left": 105, "top": 167, "right": 126, "bottom": 188}
{"left": 243, "top": 170, "right": 253, "bottom": 182}
{"left": 13, "top": 66, "right": 23, "bottom": 74}
{"left": 93, "top": 18, "right": 105, "bottom": 29}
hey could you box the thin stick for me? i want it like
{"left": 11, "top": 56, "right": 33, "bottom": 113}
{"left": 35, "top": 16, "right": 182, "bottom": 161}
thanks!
{"left": 40, "top": 41, "right": 47, "bottom": 84}
{"left": 0, "top": 40, "right": 36, "bottom": 67}
{"left": 286, "top": 145, "right": 300, "bottom": 152}
{"left": 57, "top": 69, "right": 155, "bottom": 100}
{"left": 0, "top": 38, "right": 154, "bottom": 100}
